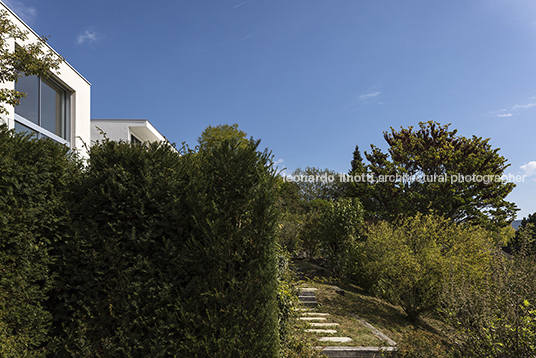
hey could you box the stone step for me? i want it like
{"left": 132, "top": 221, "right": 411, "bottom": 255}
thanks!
{"left": 310, "top": 322, "right": 339, "bottom": 327}
{"left": 298, "top": 317, "right": 327, "bottom": 321}
{"left": 302, "top": 312, "right": 329, "bottom": 316}
{"left": 305, "top": 329, "right": 337, "bottom": 334}
{"left": 300, "top": 300, "right": 317, "bottom": 307}
{"left": 300, "top": 291, "right": 316, "bottom": 297}
{"left": 318, "top": 337, "right": 353, "bottom": 343}
{"left": 319, "top": 346, "right": 396, "bottom": 358}
{"left": 299, "top": 287, "right": 317, "bottom": 307}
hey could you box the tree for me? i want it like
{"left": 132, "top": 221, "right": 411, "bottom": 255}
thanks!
{"left": 288, "top": 166, "right": 346, "bottom": 202}
{"left": 349, "top": 121, "right": 517, "bottom": 230}
{"left": 197, "top": 123, "right": 248, "bottom": 149}
{"left": 0, "top": 10, "right": 63, "bottom": 115}
{"left": 509, "top": 213, "right": 536, "bottom": 254}
{"left": 359, "top": 213, "right": 494, "bottom": 322}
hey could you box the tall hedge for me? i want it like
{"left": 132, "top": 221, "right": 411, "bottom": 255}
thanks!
{"left": 0, "top": 125, "right": 79, "bottom": 357}
{"left": 54, "top": 137, "right": 279, "bottom": 357}
{"left": 178, "top": 138, "right": 279, "bottom": 357}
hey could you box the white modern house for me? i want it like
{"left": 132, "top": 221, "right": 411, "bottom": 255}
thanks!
{"left": 1, "top": 2, "right": 171, "bottom": 158}
{"left": 0, "top": 1, "right": 91, "bottom": 157}
{"left": 90, "top": 119, "right": 169, "bottom": 144}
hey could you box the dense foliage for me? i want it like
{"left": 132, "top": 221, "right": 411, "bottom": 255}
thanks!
{"left": 349, "top": 121, "right": 517, "bottom": 230}
{"left": 358, "top": 213, "right": 494, "bottom": 321}
{"left": 52, "top": 139, "right": 187, "bottom": 357}
{"left": 0, "top": 125, "right": 79, "bottom": 357}
{"left": 509, "top": 213, "right": 536, "bottom": 254}
{"left": 288, "top": 167, "right": 346, "bottom": 202}
{"left": 441, "top": 240, "right": 536, "bottom": 357}
{"left": 197, "top": 123, "right": 248, "bottom": 150}
{"left": 300, "top": 198, "right": 363, "bottom": 278}
{"left": 178, "top": 137, "right": 280, "bottom": 357}
{"left": 50, "top": 136, "right": 280, "bottom": 357}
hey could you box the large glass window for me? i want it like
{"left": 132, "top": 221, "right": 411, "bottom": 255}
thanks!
{"left": 14, "top": 75, "right": 68, "bottom": 144}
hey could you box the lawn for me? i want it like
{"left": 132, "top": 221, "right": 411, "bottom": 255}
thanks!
{"left": 292, "top": 259, "right": 451, "bottom": 353}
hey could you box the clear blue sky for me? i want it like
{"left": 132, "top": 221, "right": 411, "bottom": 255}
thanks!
{"left": 5, "top": 0, "right": 536, "bottom": 219}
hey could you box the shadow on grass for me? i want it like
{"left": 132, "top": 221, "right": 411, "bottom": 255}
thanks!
{"left": 291, "top": 259, "right": 449, "bottom": 346}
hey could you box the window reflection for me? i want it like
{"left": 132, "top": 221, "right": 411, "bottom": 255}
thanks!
{"left": 41, "top": 79, "right": 65, "bottom": 138}
{"left": 14, "top": 75, "right": 67, "bottom": 141}
{"left": 14, "top": 75, "right": 39, "bottom": 125}
{"left": 14, "top": 121, "right": 37, "bottom": 137}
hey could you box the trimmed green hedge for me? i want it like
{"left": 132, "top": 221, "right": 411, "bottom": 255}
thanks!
{"left": 52, "top": 137, "right": 279, "bottom": 357}
{"left": 0, "top": 126, "right": 279, "bottom": 357}
{"left": 0, "top": 125, "right": 79, "bottom": 357}
{"left": 178, "top": 138, "right": 279, "bottom": 357}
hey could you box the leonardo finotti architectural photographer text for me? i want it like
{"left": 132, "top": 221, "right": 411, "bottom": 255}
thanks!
{"left": 282, "top": 173, "right": 526, "bottom": 184}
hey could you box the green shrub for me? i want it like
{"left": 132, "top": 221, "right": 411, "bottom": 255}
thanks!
{"left": 441, "top": 245, "right": 536, "bottom": 357}
{"left": 54, "top": 136, "right": 280, "bottom": 357}
{"left": 300, "top": 198, "right": 363, "bottom": 277}
{"left": 359, "top": 213, "right": 494, "bottom": 322}
{"left": 177, "top": 138, "right": 279, "bottom": 357}
{"left": 300, "top": 210, "right": 325, "bottom": 259}
{"left": 277, "top": 212, "right": 306, "bottom": 253}
{"left": 52, "top": 139, "right": 186, "bottom": 357}
{"left": 0, "top": 125, "right": 79, "bottom": 357}
{"left": 318, "top": 198, "right": 363, "bottom": 278}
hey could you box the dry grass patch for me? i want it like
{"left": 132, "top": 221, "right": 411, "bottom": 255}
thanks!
{"left": 292, "top": 259, "right": 451, "bottom": 352}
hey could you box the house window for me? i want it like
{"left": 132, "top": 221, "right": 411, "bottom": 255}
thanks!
{"left": 14, "top": 75, "right": 69, "bottom": 145}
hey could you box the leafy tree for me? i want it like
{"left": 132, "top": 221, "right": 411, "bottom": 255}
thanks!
{"left": 197, "top": 123, "right": 248, "bottom": 149}
{"left": 288, "top": 166, "right": 346, "bottom": 202}
{"left": 300, "top": 198, "right": 363, "bottom": 278}
{"left": 358, "top": 213, "right": 494, "bottom": 322}
{"left": 0, "top": 10, "right": 63, "bottom": 114}
{"left": 275, "top": 178, "right": 306, "bottom": 252}
{"left": 509, "top": 213, "right": 536, "bottom": 254}
{"left": 349, "top": 121, "right": 517, "bottom": 230}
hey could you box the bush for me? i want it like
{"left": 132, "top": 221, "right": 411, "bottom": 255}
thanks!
{"left": 178, "top": 137, "right": 280, "bottom": 357}
{"left": 358, "top": 213, "right": 494, "bottom": 322}
{"left": 318, "top": 198, "right": 363, "bottom": 277}
{"left": 0, "top": 125, "right": 79, "bottom": 357}
{"left": 54, "top": 136, "right": 280, "bottom": 357}
{"left": 441, "top": 242, "right": 536, "bottom": 357}
{"left": 52, "top": 139, "right": 186, "bottom": 357}
{"left": 277, "top": 212, "right": 306, "bottom": 253}
{"left": 300, "top": 198, "right": 363, "bottom": 277}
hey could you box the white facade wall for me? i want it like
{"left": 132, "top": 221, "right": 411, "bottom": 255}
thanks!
{"left": 91, "top": 119, "right": 168, "bottom": 144}
{"left": 0, "top": 1, "right": 91, "bottom": 157}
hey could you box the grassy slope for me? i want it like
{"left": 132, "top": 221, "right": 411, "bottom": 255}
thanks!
{"left": 292, "top": 260, "right": 451, "bottom": 353}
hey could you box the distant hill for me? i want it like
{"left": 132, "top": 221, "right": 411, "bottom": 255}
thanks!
{"left": 511, "top": 220, "right": 522, "bottom": 230}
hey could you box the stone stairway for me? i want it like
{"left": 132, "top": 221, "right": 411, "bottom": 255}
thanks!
{"left": 298, "top": 288, "right": 317, "bottom": 307}
{"left": 298, "top": 287, "right": 395, "bottom": 358}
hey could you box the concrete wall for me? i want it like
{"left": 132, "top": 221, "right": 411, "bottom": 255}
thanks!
{"left": 91, "top": 119, "right": 168, "bottom": 144}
